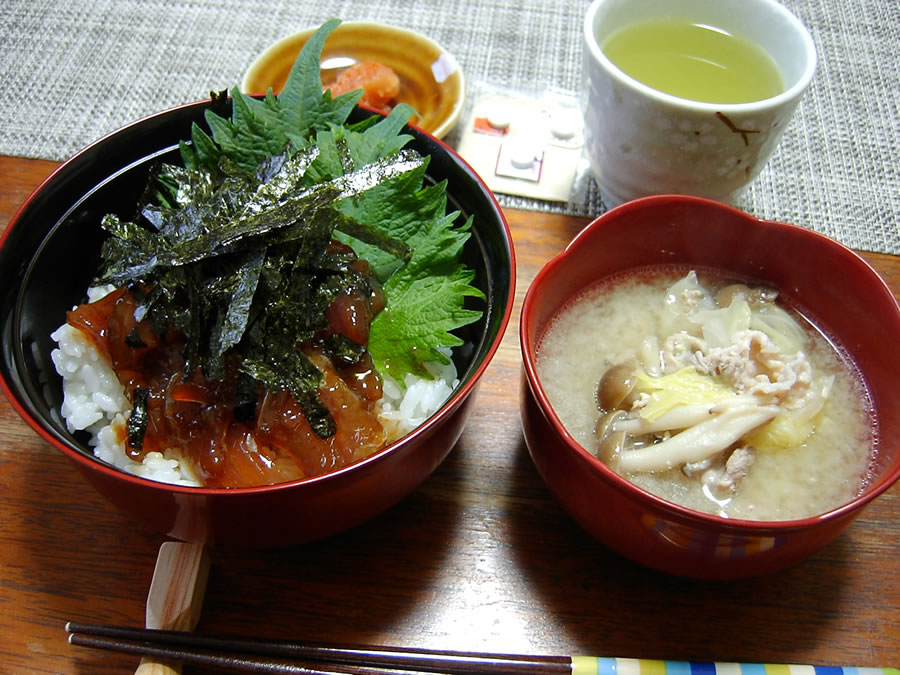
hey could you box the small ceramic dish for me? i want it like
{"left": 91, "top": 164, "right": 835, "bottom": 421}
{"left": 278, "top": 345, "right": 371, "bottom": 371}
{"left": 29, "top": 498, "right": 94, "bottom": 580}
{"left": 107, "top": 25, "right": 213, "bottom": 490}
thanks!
{"left": 243, "top": 21, "right": 465, "bottom": 139}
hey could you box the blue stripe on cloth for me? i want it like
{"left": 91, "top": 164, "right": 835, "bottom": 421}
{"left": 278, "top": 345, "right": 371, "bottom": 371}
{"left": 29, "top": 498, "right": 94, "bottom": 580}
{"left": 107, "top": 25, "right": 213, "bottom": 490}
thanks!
{"left": 689, "top": 662, "right": 717, "bottom": 675}
{"left": 813, "top": 667, "right": 846, "bottom": 675}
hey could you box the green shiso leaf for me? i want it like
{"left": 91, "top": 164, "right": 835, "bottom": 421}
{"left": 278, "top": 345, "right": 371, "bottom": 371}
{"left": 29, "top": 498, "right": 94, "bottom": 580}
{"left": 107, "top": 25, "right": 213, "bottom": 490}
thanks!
{"left": 180, "top": 17, "right": 361, "bottom": 176}
{"left": 368, "top": 212, "right": 485, "bottom": 379}
{"left": 93, "top": 17, "right": 485, "bottom": 439}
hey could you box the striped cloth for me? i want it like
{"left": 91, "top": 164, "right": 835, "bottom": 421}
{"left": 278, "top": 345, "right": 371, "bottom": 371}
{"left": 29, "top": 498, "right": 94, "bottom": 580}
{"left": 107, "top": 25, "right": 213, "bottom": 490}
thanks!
{"left": 0, "top": 0, "right": 897, "bottom": 254}
{"left": 571, "top": 658, "right": 899, "bottom": 675}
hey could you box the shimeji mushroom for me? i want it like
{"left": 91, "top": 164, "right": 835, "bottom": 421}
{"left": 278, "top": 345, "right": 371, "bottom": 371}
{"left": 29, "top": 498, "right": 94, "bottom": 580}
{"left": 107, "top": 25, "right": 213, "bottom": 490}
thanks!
{"left": 616, "top": 403, "right": 779, "bottom": 473}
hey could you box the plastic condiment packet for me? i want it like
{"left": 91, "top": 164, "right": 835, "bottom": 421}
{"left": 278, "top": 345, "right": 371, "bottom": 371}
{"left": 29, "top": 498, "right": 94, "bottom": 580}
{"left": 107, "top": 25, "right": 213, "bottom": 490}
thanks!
{"left": 455, "top": 83, "right": 588, "bottom": 203}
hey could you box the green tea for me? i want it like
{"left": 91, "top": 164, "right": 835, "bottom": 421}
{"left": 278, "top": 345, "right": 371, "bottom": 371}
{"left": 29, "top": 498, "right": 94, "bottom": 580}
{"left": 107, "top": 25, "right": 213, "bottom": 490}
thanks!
{"left": 601, "top": 18, "right": 784, "bottom": 104}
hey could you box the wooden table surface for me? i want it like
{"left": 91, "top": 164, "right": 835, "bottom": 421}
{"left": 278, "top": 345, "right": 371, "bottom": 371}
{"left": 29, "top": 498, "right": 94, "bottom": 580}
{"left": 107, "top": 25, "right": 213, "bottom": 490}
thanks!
{"left": 1, "top": 155, "right": 898, "bottom": 674}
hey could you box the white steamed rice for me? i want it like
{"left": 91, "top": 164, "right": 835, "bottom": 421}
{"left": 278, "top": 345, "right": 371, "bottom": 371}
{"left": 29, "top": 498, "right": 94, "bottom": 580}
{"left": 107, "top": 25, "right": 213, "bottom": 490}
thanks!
{"left": 50, "top": 287, "right": 459, "bottom": 487}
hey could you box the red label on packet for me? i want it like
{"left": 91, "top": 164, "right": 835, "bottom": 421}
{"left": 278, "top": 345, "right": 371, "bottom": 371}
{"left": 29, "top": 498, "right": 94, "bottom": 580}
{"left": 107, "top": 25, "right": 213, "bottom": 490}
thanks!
{"left": 473, "top": 117, "right": 509, "bottom": 136}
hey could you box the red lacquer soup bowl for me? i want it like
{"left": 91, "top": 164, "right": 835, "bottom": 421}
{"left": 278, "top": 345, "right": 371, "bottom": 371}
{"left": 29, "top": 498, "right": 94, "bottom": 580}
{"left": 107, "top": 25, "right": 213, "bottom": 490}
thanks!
{"left": 519, "top": 195, "right": 900, "bottom": 578}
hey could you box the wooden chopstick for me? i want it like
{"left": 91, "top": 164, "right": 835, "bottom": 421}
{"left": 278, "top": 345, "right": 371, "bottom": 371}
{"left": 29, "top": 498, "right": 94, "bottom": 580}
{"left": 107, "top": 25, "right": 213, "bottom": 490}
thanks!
{"left": 65, "top": 622, "right": 573, "bottom": 674}
{"left": 137, "top": 541, "right": 210, "bottom": 675}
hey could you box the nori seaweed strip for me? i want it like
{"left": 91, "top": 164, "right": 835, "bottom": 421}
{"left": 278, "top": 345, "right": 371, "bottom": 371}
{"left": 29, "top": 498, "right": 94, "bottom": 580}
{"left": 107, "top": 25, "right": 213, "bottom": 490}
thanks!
{"left": 127, "top": 387, "right": 150, "bottom": 450}
{"left": 96, "top": 150, "right": 419, "bottom": 286}
{"left": 129, "top": 283, "right": 169, "bottom": 339}
{"left": 253, "top": 146, "right": 319, "bottom": 200}
{"left": 202, "top": 247, "right": 266, "bottom": 380}
{"left": 232, "top": 371, "right": 258, "bottom": 423}
{"left": 154, "top": 150, "right": 424, "bottom": 267}
{"left": 212, "top": 205, "right": 409, "bottom": 263}
{"left": 240, "top": 351, "right": 336, "bottom": 439}
{"left": 180, "top": 265, "right": 207, "bottom": 378}
{"left": 324, "top": 334, "right": 366, "bottom": 366}
{"left": 142, "top": 163, "right": 184, "bottom": 211}
{"left": 125, "top": 326, "right": 147, "bottom": 349}
{"left": 97, "top": 214, "right": 162, "bottom": 284}
{"left": 331, "top": 210, "right": 411, "bottom": 262}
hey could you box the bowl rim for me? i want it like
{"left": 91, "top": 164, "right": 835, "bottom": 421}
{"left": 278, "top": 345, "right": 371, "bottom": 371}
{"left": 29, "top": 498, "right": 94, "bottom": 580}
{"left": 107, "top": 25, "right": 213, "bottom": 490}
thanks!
{"left": 520, "top": 193, "right": 900, "bottom": 532}
{"left": 0, "top": 96, "right": 515, "bottom": 495}
{"left": 241, "top": 20, "right": 466, "bottom": 139}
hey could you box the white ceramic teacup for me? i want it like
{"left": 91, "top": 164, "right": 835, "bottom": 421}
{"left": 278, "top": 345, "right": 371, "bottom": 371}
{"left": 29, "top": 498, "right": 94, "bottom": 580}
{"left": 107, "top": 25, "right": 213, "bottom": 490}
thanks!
{"left": 582, "top": 0, "right": 817, "bottom": 207}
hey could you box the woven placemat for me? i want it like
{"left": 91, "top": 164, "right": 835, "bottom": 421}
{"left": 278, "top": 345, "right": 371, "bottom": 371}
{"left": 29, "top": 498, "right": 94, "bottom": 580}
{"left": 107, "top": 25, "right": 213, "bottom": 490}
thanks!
{"left": 0, "top": 0, "right": 897, "bottom": 254}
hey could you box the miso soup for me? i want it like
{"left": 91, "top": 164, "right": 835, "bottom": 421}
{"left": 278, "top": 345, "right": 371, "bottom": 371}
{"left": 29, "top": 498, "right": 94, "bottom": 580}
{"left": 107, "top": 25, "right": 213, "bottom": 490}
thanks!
{"left": 536, "top": 266, "right": 874, "bottom": 520}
